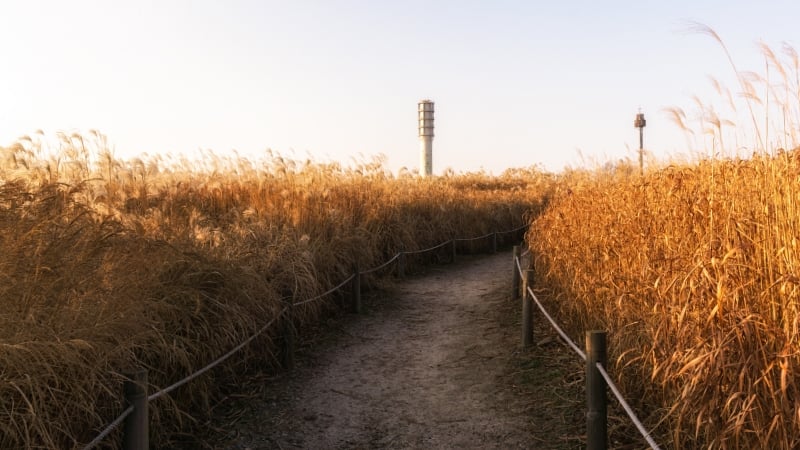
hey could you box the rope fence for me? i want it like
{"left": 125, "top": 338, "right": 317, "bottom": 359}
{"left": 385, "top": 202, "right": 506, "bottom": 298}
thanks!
{"left": 402, "top": 239, "right": 452, "bottom": 255}
{"left": 359, "top": 252, "right": 402, "bottom": 276}
{"left": 513, "top": 251, "right": 661, "bottom": 450}
{"left": 82, "top": 406, "right": 134, "bottom": 450}
{"left": 453, "top": 231, "right": 494, "bottom": 242}
{"left": 147, "top": 313, "right": 285, "bottom": 403}
{"left": 526, "top": 286, "right": 586, "bottom": 361}
{"left": 294, "top": 274, "right": 355, "bottom": 307}
{"left": 596, "top": 363, "right": 662, "bottom": 449}
{"left": 501, "top": 224, "right": 528, "bottom": 234}
{"left": 84, "top": 223, "right": 528, "bottom": 450}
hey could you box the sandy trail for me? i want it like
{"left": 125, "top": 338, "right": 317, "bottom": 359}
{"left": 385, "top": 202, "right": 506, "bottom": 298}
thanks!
{"left": 221, "top": 250, "right": 582, "bottom": 449}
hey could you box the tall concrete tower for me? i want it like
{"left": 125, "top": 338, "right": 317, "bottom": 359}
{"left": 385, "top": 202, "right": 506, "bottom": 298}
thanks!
{"left": 418, "top": 99, "right": 434, "bottom": 177}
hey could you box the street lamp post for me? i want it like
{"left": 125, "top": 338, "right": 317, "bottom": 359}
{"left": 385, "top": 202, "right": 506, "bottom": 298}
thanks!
{"left": 634, "top": 111, "right": 646, "bottom": 175}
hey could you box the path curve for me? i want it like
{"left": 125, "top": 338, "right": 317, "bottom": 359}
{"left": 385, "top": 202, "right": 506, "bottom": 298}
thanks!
{"left": 222, "top": 250, "right": 581, "bottom": 449}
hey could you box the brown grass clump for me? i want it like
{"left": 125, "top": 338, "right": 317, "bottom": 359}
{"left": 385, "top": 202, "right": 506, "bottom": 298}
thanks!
{"left": 0, "top": 134, "right": 551, "bottom": 449}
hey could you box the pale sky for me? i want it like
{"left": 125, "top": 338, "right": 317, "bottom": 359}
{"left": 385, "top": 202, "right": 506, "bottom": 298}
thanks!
{"left": 1, "top": 0, "right": 799, "bottom": 174}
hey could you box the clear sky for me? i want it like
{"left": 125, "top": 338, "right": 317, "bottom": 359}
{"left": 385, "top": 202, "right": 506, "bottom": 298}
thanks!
{"left": 1, "top": 0, "right": 799, "bottom": 174}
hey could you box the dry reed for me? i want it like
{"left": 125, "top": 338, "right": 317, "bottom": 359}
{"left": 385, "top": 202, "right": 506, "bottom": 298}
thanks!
{"left": 528, "top": 28, "right": 800, "bottom": 449}
{"left": 0, "top": 135, "right": 551, "bottom": 449}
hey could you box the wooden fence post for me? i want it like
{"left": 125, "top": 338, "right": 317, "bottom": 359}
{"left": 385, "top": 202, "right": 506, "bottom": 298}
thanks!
{"left": 512, "top": 245, "right": 521, "bottom": 300}
{"left": 351, "top": 263, "right": 362, "bottom": 313}
{"left": 281, "top": 296, "right": 295, "bottom": 370}
{"left": 450, "top": 240, "right": 457, "bottom": 263}
{"left": 123, "top": 368, "right": 148, "bottom": 450}
{"left": 397, "top": 252, "right": 406, "bottom": 279}
{"left": 491, "top": 232, "right": 498, "bottom": 253}
{"left": 521, "top": 269, "right": 534, "bottom": 347}
{"left": 586, "top": 330, "right": 608, "bottom": 450}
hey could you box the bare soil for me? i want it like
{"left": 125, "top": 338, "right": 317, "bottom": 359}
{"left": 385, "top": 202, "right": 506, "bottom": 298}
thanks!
{"left": 216, "top": 250, "right": 584, "bottom": 449}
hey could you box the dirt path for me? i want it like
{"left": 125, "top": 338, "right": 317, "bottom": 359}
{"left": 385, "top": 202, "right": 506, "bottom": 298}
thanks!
{"left": 219, "top": 251, "right": 583, "bottom": 449}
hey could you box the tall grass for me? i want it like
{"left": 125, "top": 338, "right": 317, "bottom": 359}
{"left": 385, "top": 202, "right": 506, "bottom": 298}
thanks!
{"left": 528, "top": 27, "right": 800, "bottom": 448}
{"left": 0, "top": 136, "right": 552, "bottom": 449}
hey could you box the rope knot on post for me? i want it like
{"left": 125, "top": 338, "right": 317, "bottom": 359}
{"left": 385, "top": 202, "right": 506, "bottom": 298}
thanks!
{"left": 123, "top": 368, "right": 148, "bottom": 450}
{"left": 281, "top": 294, "right": 296, "bottom": 370}
{"left": 512, "top": 245, "right": 521, "bottom": 300}
{"left": 351, "top": 263, "right": 362, "bottom": 314}
{"left": 586, "top": 330, "right": 608, "bottom": 450}
{"left": 521, "top": 269, "right": 535, "bottom": 347}
{"left": 397, "top": 252, "right": 406, "bottom": 279}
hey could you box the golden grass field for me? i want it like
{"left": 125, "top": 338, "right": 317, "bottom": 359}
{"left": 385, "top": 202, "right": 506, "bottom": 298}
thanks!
{"left": 5, "top": 26, "right": 800, "bottom": 449}
{"left": 531, "top": 154, "right": 800, "bottom": 448}
{"left": 0, "top": 134, "right": 551, "bottom": 448}
{"left": 528, "top": 32, "right": 800, "bottom": 448}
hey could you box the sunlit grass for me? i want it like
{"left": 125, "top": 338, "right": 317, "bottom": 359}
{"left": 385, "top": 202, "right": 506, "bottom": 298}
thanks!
{"left": 529, "top": 26, "right": 800, "bottom": 449}
{"left": 0, "top": 134, "right": 552, "bottom": 448}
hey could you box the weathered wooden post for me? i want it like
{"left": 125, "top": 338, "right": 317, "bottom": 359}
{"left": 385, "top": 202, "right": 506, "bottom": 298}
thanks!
{"left": 586, "top": 330, "right": 608, "bottom": 450}
{"left": 491, "top": 232, "right": 498, "bottom": 253}
{"left": 281, "top": 296, "right": 295, "bottom": 370}
{"left": 512, "top": 245, "right": 521, "bottom": 300}
{"left": 521, "top": 269, "right": 534, "bottom": 347}
{"left": 123, "top": 368, "right": 148, "bottom": 450}
{"left": 351, "top": 263, "right": 362, "bottom": 313}
{"left": 397, "top": 252, "right": 406, "bottom": 279}
{"left": 450, "top": 240, "right": 457, "bottom": 263}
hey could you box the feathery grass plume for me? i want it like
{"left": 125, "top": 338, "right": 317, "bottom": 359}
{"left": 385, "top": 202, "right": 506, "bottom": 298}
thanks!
{"left": 688, "top": 22, "right": 765, "bottom": 151}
